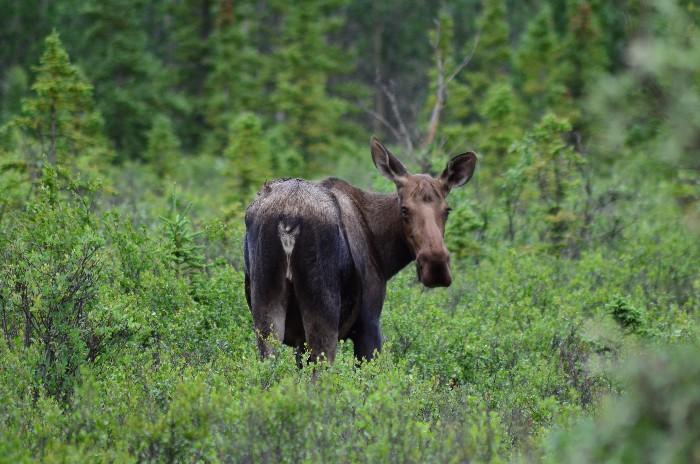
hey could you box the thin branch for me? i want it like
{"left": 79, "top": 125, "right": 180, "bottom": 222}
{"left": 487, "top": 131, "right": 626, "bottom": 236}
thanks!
{"left": 422, "top": 30, "right": 480, "bottom": 150}
{"left": 423, "top": 18, "right": 445, "bottom": 150}
{"left": 355, "top": 101, "right": 403, "bottom": 142}
{"left": 380, "top": 80, "right": 415, "bottom": 155}
{"left": 447, "top": 31, "right": 480, "bottom": 84}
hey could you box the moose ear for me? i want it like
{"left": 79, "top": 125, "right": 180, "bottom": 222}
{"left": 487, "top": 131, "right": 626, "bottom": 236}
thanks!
{"left": 439, "top": 151, "right": 477, "bottom": 193}
{"left": 370, "top": 137, "right": 409, "bottom": 184}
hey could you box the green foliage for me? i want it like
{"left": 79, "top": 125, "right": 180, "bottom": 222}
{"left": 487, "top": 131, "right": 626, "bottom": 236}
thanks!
{"left": 203, "top": 1, "right": 265, "bottom": 155}
{"left": 0, "top": 65, "right": 28, "bottom": 121}
{"left": 475, "top": 0, "right": 511, "bottom": 77}
{"left": 0, "top": 1, "right": 699, "bottom": 462}
{"left": 452, "top": 0, "right": 511, "bottom": 123}
{"left": 606, "top": 295, "right": 644, "bottom": 332}
{"left": 546, "top": 345, "right": 700, "bottom": 463}
{"left": 162, "top": 200, "right": 206, "bottom": 281}
{"left": 144, "top": 114, "right": 180, "bottom": 178}
{"left": 1, "top": 186, "right": 695, "bottom": 459}
{"left": 560, "top": 0, "right": 609, "bottom": 101}
{"left": 504, "top": 113, "right": 585, "bottom": 251}
{"left": 588, "top": 0, "right": 700, "bottom": 167}
{"left": 271, "top": 0, "right": 352, "bottom": 171}
{"left": 445, "top": 196, "right": 486, "bottom": 259}
{"left": 514, "top": 5, "right": 569, "bottom": 116}
{"left": 12, "top": 32, "right": 109, "bottom": 175}
{"left": 0, "top": 169, "right": 105, "bottom": 399}
{"left": 479, "top": 81, "right": 525, "bottom": 163}
{"left": 79, "top": 0, "right": 174, "bottom": 160}
{"left": 223, "top": 112, "right": 272, "bottom": 200}
{"left": 586, "top": 0, "right": 700, "bottom": 233}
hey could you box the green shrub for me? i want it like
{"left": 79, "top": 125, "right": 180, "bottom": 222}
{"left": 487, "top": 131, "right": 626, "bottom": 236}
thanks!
{"left": 546, "top": 345, "right": 700, "bottom": 464}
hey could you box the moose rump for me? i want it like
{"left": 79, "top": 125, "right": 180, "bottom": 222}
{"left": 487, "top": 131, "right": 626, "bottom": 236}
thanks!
{"left": 244, "top": 179, "right": 357, "bottom": 363}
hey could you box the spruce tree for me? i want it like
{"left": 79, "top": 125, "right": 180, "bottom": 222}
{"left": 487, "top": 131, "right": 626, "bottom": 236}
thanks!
{"left": 451, "top": 0, "right": 511, "bottom": 123}
{"left": 162, "top": 0, "right": 213, "bottom": 98}
{"left": 560, "top": 0, "right": 608, "bottom": 100}
{"left": 14, "top": 31, "right": 109, "bottom": 176}
{"left": 203, "top": 0, "right": 265, "bottom": 155}
{"left": 0, "top": 66, "right": 28, "bottom": 123}
{"left": 474, "top": 0, "right": 510, "bottom": 77}
{"left": 223, "top": 112, "right": 271, "bottom": 200}
{"left": 271, "top": 0, "right": 350, "bottom": 172}
{"left": 144, "top": 114, "right": 180, "bottom": 178}
{"left": 79, "top": 0, "right": 170, "bottom": 160}
{"left": 514, "top": 5, "right": 569, "bottom": 116}
{"left": 511, "top": 113, "right": 584, "bottom": 251}
{"left": 480, "top": 81, "right": 524, "bottom": 164}
{"left": 147, "top": 0, "right": 213, "bottom": 151}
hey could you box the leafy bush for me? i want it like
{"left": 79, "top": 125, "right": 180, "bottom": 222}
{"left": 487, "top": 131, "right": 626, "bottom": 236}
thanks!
{"left": 546, "top": 345, "right": 700, "bottom": 464}
{"left": 0, "top": 1, "right": 698, "bottom": 462}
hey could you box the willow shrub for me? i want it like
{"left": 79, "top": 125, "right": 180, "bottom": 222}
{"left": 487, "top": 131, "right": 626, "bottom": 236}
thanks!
{"left": 0, "top": 164, "right": 698, "bottom": 462}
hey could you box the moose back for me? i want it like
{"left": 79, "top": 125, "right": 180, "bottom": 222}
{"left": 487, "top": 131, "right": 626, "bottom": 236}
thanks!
{"left": 244, "top": 137, "right": 477, "bottom": 364}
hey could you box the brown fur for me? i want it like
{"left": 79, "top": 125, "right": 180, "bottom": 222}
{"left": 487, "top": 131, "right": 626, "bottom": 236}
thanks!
{"left": 243, "top": 138, "right": 477, "bottom": 363}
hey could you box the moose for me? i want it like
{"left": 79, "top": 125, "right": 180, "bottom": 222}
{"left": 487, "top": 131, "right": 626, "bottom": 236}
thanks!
{"left": 244, "top": 137, "right": 477, "bottom": 364}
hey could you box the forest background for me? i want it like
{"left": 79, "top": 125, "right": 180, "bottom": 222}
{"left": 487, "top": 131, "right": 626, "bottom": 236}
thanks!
{"left": 1, "top": 0, "right": 699, "bottom": 462}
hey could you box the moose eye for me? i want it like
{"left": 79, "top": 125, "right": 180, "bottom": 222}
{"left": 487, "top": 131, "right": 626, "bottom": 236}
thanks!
{"left": 400, "top": 206, "right": 410, "bottom": 217}
{"left": 444, "top": 207, "right": 452, "bottom": 218}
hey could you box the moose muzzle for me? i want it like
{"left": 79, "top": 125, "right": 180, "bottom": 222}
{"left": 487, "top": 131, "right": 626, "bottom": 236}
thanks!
{"left": 416, "top": 249, "right": 452, "bottom": 288}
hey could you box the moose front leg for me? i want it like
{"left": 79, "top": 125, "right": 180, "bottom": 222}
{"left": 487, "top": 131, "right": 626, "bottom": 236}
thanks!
{"left": 351, "top": 318, "right": 382, "bottom": 361}
{"left": 351, "top": 281, "right": 385, "bottom": 361}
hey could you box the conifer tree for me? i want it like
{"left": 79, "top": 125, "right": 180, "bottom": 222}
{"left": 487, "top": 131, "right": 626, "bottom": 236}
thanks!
{"left": 163, "top": 0, "right": 213, "bottom": 98}
{"left": 0, "top": 66, "right": 28, "bottom": 123}
{"left": 509, "top": 113, "right": 584, "bottom": 250}
{"left": 271, "top": 0, "right": 350, "bottom": 171}
{"left": 224, "top": 112, "right": 271, "bottom": 200}
{"left": 560, "top": 0, "right": 608, "bottom": 100}
{"left": 451, "top": 0, "right": 511, "bottom": 123}
{"left": 514, "top": 5, "right": 569, "bottom": 116}
{"left": 144, "top": 114, "right": 180, "bottom": 178}
{"left": 480, "top": 81, "right": 524, "bottom": 164}
{"left": 203, "top": 0, "right": 265, "bottom": 155}
{"left": 14, "top": 32, "right": 109, "bottom": 176}
{"left": 148, "top": 0, "right": 213, "bottom": 150}
{"left": 474, "top": 0, "right": 510, "bottom": 77}
{"left": 79, "top": 0, "right": 170, "bottom": 160}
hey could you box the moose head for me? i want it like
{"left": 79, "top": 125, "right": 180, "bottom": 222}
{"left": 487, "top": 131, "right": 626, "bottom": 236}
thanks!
{"left": 371, "top": 137, "right": 477, "bottom": 288}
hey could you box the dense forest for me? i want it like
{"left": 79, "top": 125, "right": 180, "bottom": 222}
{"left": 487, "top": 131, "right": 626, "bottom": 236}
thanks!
{"left": 1, "top": 0, "right": 699, "bottom": 462}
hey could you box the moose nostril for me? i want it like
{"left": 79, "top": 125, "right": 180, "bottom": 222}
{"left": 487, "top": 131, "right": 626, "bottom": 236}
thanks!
{"left": 416, "top": 250, "right": 453, "bottom": 288}
{"left": 417, "top": 250, "right": 450, "bottom": 265}
{"left": 440, "top": 272, "right": 452, "bottom": 287}
{"left": 420, "top": 264, "right": 452, "bottom": 288}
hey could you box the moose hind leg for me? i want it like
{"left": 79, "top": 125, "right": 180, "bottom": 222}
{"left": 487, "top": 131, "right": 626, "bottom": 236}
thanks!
{"left": 251, "top": 288, "right": 287, "bottom": 359}
{"left": 295, "top": 284, "right": 340, "bottom": 364}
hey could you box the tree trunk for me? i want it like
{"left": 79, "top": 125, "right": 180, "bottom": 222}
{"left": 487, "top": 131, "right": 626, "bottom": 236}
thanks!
{"left": 49, "top": 103, "right": 56, "bottom": 165}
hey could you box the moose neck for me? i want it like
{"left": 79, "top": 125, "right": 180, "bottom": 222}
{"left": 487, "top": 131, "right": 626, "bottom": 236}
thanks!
{"left": 361, "top": 190, "right": 414, "bottom": 280}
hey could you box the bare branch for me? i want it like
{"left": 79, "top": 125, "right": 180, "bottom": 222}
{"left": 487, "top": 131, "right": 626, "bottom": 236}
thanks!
{"left": 365, "top": 20, "right": 481, "bottom": 168}
{"left": 447, "top": 32, "right": 480, "bottom": 84}
{"left": 423, "top": 19, "right": 445, "bottom": 150}
{"left": 380, "top": 80, "right": 414, "bottom": 154}
{"left": 355, "top": 101, "right": 403, "bottom": 142}
{"left": 422, "top": 30, "right": 480, "bottom": 150}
